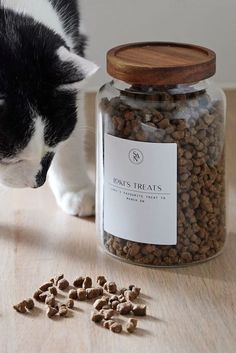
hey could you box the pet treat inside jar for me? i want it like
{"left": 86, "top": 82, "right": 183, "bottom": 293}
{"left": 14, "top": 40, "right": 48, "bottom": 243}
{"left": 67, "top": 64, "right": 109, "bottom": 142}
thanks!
{"left": 96, "top": 42, "right": 226, "bottom": 267}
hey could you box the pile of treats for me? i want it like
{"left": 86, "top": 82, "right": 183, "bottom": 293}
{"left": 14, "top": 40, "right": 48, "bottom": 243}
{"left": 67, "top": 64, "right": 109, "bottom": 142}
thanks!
{"left": 13, "top": 274, "right": 147, "bottom": 334}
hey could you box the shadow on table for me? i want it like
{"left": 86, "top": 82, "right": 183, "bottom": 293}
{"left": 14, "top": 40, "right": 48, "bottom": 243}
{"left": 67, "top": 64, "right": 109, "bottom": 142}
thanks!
{"left": 0, "top": 222, "right": 95, "bottom": 265}
{"left": 0, "top": 220, "right": 235, "bottom": 284}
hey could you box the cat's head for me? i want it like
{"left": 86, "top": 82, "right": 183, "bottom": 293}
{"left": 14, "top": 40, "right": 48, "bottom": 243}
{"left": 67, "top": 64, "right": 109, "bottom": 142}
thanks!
{"left": 0, "top": 9, "right": 98, "bottom": 188}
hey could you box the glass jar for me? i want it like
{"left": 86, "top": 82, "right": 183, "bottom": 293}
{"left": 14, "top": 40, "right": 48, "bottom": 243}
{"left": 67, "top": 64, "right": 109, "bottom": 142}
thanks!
{"left": 96, "top": 42, "right": 226, "bottom": 267}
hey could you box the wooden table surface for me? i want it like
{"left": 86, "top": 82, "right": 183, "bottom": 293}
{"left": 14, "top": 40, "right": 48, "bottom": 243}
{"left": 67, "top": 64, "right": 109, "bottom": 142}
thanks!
{"left": 0, "top": 90, "right": 236, "bottom": 353}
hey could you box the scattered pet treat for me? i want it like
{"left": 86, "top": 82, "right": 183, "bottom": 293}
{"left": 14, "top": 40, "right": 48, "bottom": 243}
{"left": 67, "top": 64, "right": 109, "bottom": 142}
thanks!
{"left": 77, "top": 289, "right": 87, "bottom": 301}
{"left": 132, "top": 287, "right": 141, "bottom": 297}
{"left": 126, "top": 318, "right": 138, "bottom": 333}
{"left": 25, "top": 298, "right": 35, "bottom": 310}
{"left": 91, "top": 311, "right": 104, "bottom": 323}
{"left": 57, "top": 279, "right": 69, "bottom": 290}
{"left": 68, "top": 289, "right": 78, "bottom": 300}
{"left": 86, "top": 288, "right": 103, "bottom": 300}
{"left": 50, "top": 274, "right": 64, "bottom": 286}
{"left": 99, "top": 309, "right": 114, "bottom": 320}
{"left": 116, "top": 302, "right": 132, "bottom": 315}
{"left": 13, "top": 299, "right": 35, "bottom": 313}
{"left": 82, "top": 277, "right": 92, "bottom": 289}
{"left": 46, "top": 306, "right": 58, "bottom": 319}
{"left": 102, "top": 304, "right": 112, "bottom": 310}
{"left": 132, "top": 304, "right": 147, "bottom": 316}
{"left": 104, "top": 282, "right": 117, "bottom": 294}
{"left": 102, "top": 319, "right": 123, "bottom": 333}
{"left": 101, "top": 296, "right": 109, "bottom": 303}
{"left": 13, "top": 301, "right": 27, "bottom": 314}
{"left": 111, "top": 301, "right": 119, "bottom": 310}
{"left": 93, "top": 298, "right": 109, "bottom": 311}
{"left": 119, "top": 288, "right": 127, "bottom": 295}
{"left": 73, "top": 277, "right": 85, "bottom": 288}
{"left": 45, "top": 294, "right": 56, "bottom": 307}
{"left": 124, "top": 290, "right": 137, "bottom": 301}
{"left": 103, "top": 320, "right": 115, "bottom": 329}
{"left": 49, "top": 287, "right": 58, "bottom": 296}
{"left": 33, "top": 289, "right": 43, "bottom": 301}
{"left": 110, "top": 322, "right": 122, "bottom": 334}
{"left": 66, "top": 299, "right": 74, "bottom": 309}
{"left": 97, "top": 276, "right": 107, "bottom": 287}
{"left": 109, "top": 295, "right": 118, "bottom": 303}
{"left": 58, "top": 304, "right": 68, "bottom": 317}
{"left": 39, "top": 292, "right": 48, "bottom": 302}
{"left": 118, "top": 295, "right": 126, "bottom": 303}
{"left": 39, "top": 282, "right": 53, "bottom": 291}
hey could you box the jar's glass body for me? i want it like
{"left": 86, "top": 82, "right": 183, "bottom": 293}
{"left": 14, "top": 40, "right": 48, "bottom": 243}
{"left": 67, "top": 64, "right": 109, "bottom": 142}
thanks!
{"left": 96, "top": 80, "right": 226, "bottom": 267}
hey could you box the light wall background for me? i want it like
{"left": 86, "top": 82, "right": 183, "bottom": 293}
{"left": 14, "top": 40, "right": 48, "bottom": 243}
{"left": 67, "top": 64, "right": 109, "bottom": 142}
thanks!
{"left": 80, "top": 0, "right": 236, "bottom": 90}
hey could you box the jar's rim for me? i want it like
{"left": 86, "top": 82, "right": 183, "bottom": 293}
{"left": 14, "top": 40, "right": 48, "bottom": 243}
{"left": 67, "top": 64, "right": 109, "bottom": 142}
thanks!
{"left": 107, "top": 42, "right": 216, "bottom": 85}
{"left": 110, "top": 79, "right": 210, "bottom": 95}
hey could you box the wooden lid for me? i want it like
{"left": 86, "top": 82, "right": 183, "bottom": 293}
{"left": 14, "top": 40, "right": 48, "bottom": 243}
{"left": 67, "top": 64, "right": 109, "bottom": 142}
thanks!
{"left": 107, "top": 42, "right": 216, "bottom": 85}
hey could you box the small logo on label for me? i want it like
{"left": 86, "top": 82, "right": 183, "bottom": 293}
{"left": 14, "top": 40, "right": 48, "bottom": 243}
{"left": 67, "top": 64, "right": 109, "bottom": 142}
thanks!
{"left": 128, "top": 149, "right": 144, "bottom": 165}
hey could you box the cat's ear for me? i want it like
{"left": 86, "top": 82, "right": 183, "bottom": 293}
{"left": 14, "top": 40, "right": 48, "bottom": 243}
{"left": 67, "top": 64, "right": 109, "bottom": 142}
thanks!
{"left": 56, "top": 46, "right": 99, "bottom": 91}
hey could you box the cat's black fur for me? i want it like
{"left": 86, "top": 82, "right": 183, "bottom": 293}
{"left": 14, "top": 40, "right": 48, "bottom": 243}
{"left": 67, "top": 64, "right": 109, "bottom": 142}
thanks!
{"left": 36, "top": 152, "right": 55, "bottom": 187}
{"left": 49, "top": 0, "right": 87, "bottom": 56}
{"left": 0, "top": 0, "right": 86, "bottom": 184}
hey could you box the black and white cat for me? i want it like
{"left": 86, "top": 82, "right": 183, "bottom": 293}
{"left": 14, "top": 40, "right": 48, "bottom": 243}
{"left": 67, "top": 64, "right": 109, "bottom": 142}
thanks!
{"left": 0, "top": 0, "right": 98, "bottom": 217}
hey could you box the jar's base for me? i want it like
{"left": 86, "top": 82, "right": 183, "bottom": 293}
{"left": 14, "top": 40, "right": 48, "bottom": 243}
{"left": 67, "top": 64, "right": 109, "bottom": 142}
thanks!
{"left": 103, "top": 229, "right": 226, "bottom": 268}
{"left": 101, "top": 244, "right": 225, "bottom": 268}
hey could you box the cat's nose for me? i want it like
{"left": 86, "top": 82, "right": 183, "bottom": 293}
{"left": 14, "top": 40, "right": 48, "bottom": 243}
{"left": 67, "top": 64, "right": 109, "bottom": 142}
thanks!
{"left": 35, "top": 152, "right": 55, "bottom": 188}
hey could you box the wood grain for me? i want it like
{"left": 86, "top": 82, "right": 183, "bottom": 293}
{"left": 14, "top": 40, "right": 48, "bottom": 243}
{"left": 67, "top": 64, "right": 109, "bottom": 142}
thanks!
{"left": 107, "top": 42, "right": 216, "bottom": 85}
{"left": 0, "top": 90, "right": 235, "bottom": 353}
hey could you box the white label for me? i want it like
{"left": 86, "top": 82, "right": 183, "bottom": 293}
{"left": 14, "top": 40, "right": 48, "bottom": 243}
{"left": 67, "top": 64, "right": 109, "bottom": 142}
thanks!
{"left": 104, "top": 134, "right": 177, "bottom": 245}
